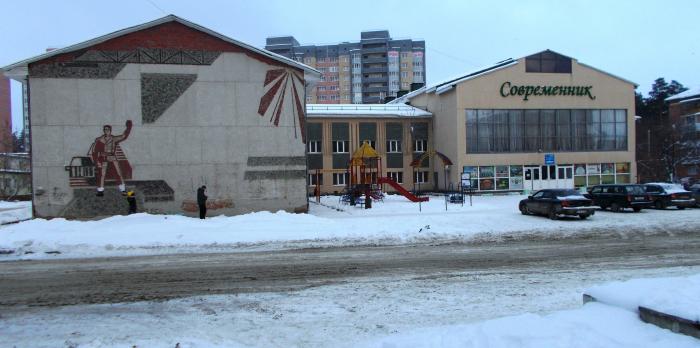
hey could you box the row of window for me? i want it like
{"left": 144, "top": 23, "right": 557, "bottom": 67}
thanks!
{"left": 308, "top": 171, "right": 429, "bottom": 186}
{"left": 320, "top": 75, "right": 339, "bottom": 82}
{"left": 466, "top": 109, "right": 628, "bottom": 153}
{"left": 307, "top": 139, "right": 428, "bottom": 154}
{"left": 462, "top": 163, "right": 631, "bottom": 191}
{"left": 317, "top": 94, "right": 340, "bottom": 101}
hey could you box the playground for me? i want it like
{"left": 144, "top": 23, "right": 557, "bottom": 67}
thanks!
{"left": 310, "top": 141, "right": 459, "bottom": 208}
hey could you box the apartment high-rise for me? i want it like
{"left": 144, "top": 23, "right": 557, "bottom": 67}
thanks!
{"left": 265, "top": 31, "right": 425, "bottom": 104}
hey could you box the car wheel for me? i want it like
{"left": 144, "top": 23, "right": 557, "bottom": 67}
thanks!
{"left": 655, "top": 200, "right": 666, "bottom": 210}
{"left": 520, "top": 204, "right": 529, "bottom": 215}
{"left": 633, "top": 207, "right": 642, "bottom": 212}
{"left": 548, "top": 207, "right": 558, "bottom": 220}
{"left": 611, "top": 202, "right": 621, "bottom": 213}
{"left": 678, "top": 206, "right": 686, "bottom": 210}
{"left": 599, "top": 204, "right": 607, "bottom": 210}
{"left": 579, "top": 214, "right": 589, "bottom": 220}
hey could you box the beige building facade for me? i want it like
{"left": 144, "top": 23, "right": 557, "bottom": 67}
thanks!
{"left": 395, "top": 50, "right": 638, "bottom": 192}
{"left": 306, "top": 104, "right": 434, "bottom": 194}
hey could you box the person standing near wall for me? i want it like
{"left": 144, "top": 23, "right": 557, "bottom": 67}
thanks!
{"left": 197, "top": 185, "right": 208, "bottom": 219}
{"left": 126, "top": 191, "right": 137, "bottom": 214}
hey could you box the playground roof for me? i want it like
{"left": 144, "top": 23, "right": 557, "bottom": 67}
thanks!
{"left": 306, "top": 104, "right": 431, "bottom": 118}
{"left": 350, "top": 141, "right": 380, "bottom": 165}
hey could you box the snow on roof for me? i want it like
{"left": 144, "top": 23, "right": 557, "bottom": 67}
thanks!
{"left": 1, "top": 14, "right": 320, "bottom": 79}
{"left": 388, "top": 59, "right": 517, "bottom": 104}
{"left": 666, "top": 87, "right": 700, "bottom": 102}
{"left": 306, "top": 104, "right": 431, "bottom": 118}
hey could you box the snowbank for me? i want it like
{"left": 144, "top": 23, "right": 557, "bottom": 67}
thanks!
{"left": 358, "top": 302, "right": 699, "bottom": 348}
{"left": 585, "top": 274, "right": 700, "bottom": 321}
{"left": 0, "top": 201, "right": 31, "bottom": 225}
{"left": 1, "top": 194, "right": 699, "bottom": 260}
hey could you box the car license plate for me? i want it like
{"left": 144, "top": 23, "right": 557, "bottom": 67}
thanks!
{"left": 634, "top": 197, "right": 643, "bottom": 200}
{"left": 576, "top": 210, "right": 587, "bottom": 214}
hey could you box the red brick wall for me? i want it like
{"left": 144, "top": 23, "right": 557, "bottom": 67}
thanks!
{"left": 0, "top": 76, "right": 12, "bottom": 153}
{"left": 32, "top": 21, "right": 300, "bottom": 73}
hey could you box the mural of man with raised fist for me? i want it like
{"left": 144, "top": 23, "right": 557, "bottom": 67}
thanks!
{"left": 89, "top": 120, "right": 132, "bottom": 196}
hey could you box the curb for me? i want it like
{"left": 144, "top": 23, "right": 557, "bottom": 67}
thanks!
{"left": 583, "top": 293, "right": 700, "bottom": 339}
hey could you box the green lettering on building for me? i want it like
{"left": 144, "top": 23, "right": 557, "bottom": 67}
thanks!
{"left": 499, "top": 81, "right": 596, "bottom": 101}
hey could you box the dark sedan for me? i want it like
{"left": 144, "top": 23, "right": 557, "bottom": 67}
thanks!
{"left": 519, "top": 189, "right": 597, "bottom": 220}
{"left": 691, "top": 184, "right": 700, "bottom": 207}
{"left": 644, "top": 183, "right": 696, "bottom": 209}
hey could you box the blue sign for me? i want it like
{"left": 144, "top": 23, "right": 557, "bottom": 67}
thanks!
{"left": 544, "top": 153, "right": 555, "bottom": 165}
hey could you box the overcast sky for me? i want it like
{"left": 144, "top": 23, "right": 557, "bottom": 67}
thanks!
{"left": 2, "top": 0, "right": 698, "bottom": 132}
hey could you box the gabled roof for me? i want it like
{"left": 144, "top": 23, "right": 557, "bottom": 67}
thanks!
{"left": 666, "top": 87, "right": 700, "bottom": 102}
{"left": 2, "top": 14, "right": 320, "bottom": 78}
{"left": 389, "top": 49, "right": 637, "bottom": 104}
{"left": 388, "top": 58, "right": 518, "bottom": 104}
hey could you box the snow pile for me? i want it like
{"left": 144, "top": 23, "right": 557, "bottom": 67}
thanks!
{"left": 0, "top": 201, "right": 31, "bottom": 224}
{"left": 1, "top": 194, "right": 699, "bottom": 260}
{"left": 585, "top": 274, "right": 700, "bottom": 321}
{"left": 357, "top": 303, "right": 699, "bottom": 348}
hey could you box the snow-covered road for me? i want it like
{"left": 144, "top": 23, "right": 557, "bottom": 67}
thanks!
{"left": 3, "top": 257, "right": 699, "bottom": 347}
{"left": 2, "top": 229, "right": 699, "bottom": 309}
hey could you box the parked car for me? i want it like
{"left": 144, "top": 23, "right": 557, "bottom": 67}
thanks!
{"left": 585, "top": 184, "right": 652, "bottom": 212}
{"left": 519, "top": 189, "right": 596, "bottom": 220}
{"left": 643, "top": 183, "right": 696, "bottom": 210}
{"left": 690, "top": 184, "right": 700, "bottom": 207}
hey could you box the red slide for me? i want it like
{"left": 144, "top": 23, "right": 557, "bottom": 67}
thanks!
{"left": 378, "top": 177, "right": 429, "bottom": 202}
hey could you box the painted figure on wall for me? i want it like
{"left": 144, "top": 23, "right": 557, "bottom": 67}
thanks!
{"left": 89, "top": 120, "right": 132, "bottom": 196}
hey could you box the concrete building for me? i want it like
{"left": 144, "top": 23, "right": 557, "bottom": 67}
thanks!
{"left": 265, "top": 31, "right": 425, "bottom": 104}
{"left": 666, "top": 87, "right": 700, "bottom": 184}
{"left": 0, "top": 76, "right": 12, "bottom": 152}
{"left": 306, "top": 104, "right": 434, "bottom": 194}
{"left": 390, "top": 50, "right": 637, "bottom": 192}
{"left": 2, "top": 15, "right": 320, "bottom": 219}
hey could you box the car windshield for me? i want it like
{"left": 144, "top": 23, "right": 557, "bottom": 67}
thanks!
{"left": 553, "top": 189, "right": 583, "bottom": 198}
{"left": 625, "top": 185, "right": 646, "bottom": 194}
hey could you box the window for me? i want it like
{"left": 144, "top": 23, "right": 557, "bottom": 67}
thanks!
{"left": 414, "top": 171, "right": 428, "bottom": 184}
{"left": 387, "top": 140, "right": 402, "bottom": 153}
{"left": 414, "top": 139, "right": 427, "bottom": 152}
{"left": 333, "top": 173, "right": 348, "bottom": 186}
{"left": 388, "top": 171, "right": 403, "bottom": 184}
{"left": 525, "top": 51, "right": 572, "bottom": 73}
{"left": 401, "top": 72, "right": 408, "bottom": 78}
{"left": 466, "top": 109, "right": 627, "bottom": 153}
{"left": 307, "top": 140, "right": 321, "bottom": 153}
{"left": 308, "top": 173, "right": 323, "bottom": 186}
{"left": 332, "top": 140, "right": 349, "bottom": 153}
{"left": 401, "top": 63, "right": 408, "bottom": 68}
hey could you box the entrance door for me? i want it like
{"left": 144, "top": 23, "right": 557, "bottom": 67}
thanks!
{"left": 524, "top": 166, "right": 541, "bottom": 191}
{"left": 540, "top": 165, "right": 558, "bottom": 189}
{"left": 557, "top": 165, "right": 574, "bottom": 189}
